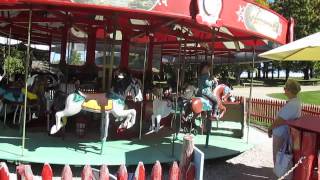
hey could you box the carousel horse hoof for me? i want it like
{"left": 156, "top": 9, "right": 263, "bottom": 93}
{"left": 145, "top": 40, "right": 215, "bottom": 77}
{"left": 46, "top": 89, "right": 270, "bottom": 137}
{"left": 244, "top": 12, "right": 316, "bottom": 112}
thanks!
{"left": 209, "top": 116, "right": 217, "bottom": 121}
{"left": 191, "top": 129, "right": 198, "bottom": 136}
{"left": 183, "top": 127, "right": 189, "bottom": 134}
{"left": 118, "top": 123, "right": 127, "bottom": 130}
{"left": 117, "top": 127, "right": 126, "bottom": 134}
{"left": 50, "top": 124, "right": 62, "bottom": 134}
{"left": 126, "top": 122, "right": 134, "bottom": 129}
{"left": 201, "top": 124, "right": 207, "bottom": 133}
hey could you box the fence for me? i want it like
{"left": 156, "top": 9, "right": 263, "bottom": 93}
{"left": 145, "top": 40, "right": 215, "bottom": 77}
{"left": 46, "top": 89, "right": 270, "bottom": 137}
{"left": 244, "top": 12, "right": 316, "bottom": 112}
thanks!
{"left": 249, "top": 98, "right": 320, "bottom": 127}
{"left": 0, "top": 135, "right": 203, "bottom": 180}
{"left": 0, "top": 161, "right": 191, "bottom": 180}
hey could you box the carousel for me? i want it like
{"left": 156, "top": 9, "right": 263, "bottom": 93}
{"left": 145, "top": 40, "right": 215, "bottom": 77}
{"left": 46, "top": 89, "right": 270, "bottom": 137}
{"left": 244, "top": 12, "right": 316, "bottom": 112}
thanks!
{"left": 0, "top": 0, "right": 291, "bottom": 169}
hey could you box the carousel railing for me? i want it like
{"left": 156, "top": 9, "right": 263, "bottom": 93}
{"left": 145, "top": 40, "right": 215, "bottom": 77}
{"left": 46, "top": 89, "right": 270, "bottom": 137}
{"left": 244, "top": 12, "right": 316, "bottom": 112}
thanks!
{"left": 0, "top": 136, "right": 204, "bottom": 180}
{"left": 1, "top": 147, "right": 204, "bottom": 180}
{"left": 247, "top": 97, "right": 320, "bottom": 128}
{"left": 5, "top": 161, "right": 183, "bottom": 180}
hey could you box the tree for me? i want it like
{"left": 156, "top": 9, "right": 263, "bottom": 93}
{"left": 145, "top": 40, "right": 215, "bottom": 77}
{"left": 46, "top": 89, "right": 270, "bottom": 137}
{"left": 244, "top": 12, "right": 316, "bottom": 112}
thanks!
{"left": 314, "top": 62, "right": 320, "bottom": 78}
{"left": 271, "top": 0, "right": 320, "bottom": 80}
{"left": 4, "top": 48, "right": 25, "bottom": 80}
{"left": 69, "top": 50, "right": 83, "bottom": 65}
{"left": 255, "top": 0, "right": 269, "bottom": 7}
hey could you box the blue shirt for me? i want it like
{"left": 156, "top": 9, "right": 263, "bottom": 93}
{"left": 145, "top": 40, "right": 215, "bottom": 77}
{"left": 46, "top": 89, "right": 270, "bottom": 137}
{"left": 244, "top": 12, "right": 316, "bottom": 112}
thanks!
{"left": 273, "top": 97, "right": 301, "bottom": 137}
{"left": 197, "top": 74, "right": 216, "bottom": 97}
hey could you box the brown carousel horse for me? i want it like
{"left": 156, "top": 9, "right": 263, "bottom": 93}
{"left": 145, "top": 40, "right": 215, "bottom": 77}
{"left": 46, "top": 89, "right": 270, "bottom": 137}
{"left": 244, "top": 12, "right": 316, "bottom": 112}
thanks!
{"left": 179, "top": 84, "right": 233, "bottom": 136}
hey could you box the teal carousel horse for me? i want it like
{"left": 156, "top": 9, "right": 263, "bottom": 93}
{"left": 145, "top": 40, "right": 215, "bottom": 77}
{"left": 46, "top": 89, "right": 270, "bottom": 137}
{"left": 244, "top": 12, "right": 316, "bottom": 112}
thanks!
{"left": 0, "top": 74, "right": 47, "bottom": 125}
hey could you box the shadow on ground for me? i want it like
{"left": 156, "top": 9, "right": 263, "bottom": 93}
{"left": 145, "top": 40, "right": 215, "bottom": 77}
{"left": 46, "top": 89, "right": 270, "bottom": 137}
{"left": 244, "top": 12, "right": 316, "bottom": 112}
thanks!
{"left": 205, "top": 158, "right": 276, "bottom": 180}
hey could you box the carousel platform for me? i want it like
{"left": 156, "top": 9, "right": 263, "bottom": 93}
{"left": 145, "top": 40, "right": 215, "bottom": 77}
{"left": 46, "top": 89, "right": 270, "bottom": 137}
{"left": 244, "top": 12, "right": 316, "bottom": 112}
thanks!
{"left": 0, "top": 121, "right": 253, "bottom": 166}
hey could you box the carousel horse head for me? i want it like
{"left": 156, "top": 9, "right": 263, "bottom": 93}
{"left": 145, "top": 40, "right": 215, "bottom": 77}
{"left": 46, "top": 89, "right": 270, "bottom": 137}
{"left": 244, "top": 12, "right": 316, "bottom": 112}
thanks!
{"left": 222, "top": 85, "right": 235, "bottom": 102}
{"left": 26, "top": 74, "right": 39, "bottom": 87}
{"left": 124, "top": 75, "right": 143, "bottom": 102}
{"left": 112, "top": 71, "right": 143, "bottom": 102}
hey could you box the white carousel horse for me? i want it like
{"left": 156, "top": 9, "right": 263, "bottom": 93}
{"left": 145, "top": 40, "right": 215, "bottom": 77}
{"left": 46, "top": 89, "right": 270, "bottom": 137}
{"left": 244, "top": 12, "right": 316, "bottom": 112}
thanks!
{"left": 50, "top": 75, "right": 143, "bottom": 141}
{"left": 150, "top": 98, "right": 174, "bottom": 132}
{"left": 149, "top": 85, "right": 196, "bottom": 132}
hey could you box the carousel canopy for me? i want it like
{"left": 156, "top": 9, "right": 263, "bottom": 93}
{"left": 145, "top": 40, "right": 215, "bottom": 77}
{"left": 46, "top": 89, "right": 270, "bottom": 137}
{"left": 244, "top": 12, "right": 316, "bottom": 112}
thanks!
{"left": 0, "top": 0, "right": 290, "bottom": 59}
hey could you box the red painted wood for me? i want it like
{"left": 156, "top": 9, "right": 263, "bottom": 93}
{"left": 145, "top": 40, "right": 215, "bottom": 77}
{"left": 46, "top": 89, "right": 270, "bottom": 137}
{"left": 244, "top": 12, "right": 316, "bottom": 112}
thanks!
{"left": 85, "top": 27, "right": 97, "bottom": 66}
{"left": 135, "top": 161, "right": 146, "bottom": 180}
{"left": 151, "top": 161, "right": 162, "bottom": 180}
{"left": 318, "top": 151, "right": 320, "bottom": 180}
{"left": 99, "top": 165, "right": 109, "bottom": 180}
{"left": 117, "top": 164, "right": 128, "bottom": 180}
{"left": 61, "top": 165, "right": 73, "bottom": 180}
{"left": 120, "top": 35, "right": 129, "bottom": 70}
{"left": 147, "top": 36, "right": 154, "bottom": 74}
{"left": 41, "top": 163, "right": 53, "bottom": 180}
{"left": 81, "top": 165, "right": 93, "bottom": 180}
{"left": 169, "top": 161, "right": 179, "bottom": 180}
{"left": 16, "top": 164, "right": 33, "bottom": 180}
{"left": 134, "top": 162, "right": 145, "bottom": 180}
{"left": 186, "top": 163, "right": 195, "bottom": 180}
{"left": 0, "top": 162, "right": 9, "bottom": 180}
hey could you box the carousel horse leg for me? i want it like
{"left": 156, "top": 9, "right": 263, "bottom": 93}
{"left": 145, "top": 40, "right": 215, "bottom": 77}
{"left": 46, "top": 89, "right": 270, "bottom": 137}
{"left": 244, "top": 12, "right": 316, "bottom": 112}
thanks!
{"left": 155, "top": 115, "right": 161, "bottom": 132}
{"left": 50, "top": 94, "right": 83, "bottom": 134}
{"left": 124, "top": 109, "right": 136, "bottom": 129}
{"left": 100, "top": 111, "right": 110, "bottom": 155}
{"left": 0, "top": 100, "right": 3, "bottom": 114}
{"left": 28, "top": 107, "right": 31, "bottom": 122}
{"left": 3, "top": 104, "right": 7, "bottom": 126}
{"left": 150, "top": 114, "right": 156, "bottom": 131}
{"left": 113, "top": 109, "right": 137, "bottom": 130}
{"left": 13, "top": 105, "right": 19, "bottom": 125}
{"left": 19, "top": 105, "right": 23, "bottom": 124}
{"left": 51, "top": 111, "right": 64, "bottom": 134}
{"left": 205, "top": 111, "right": 212, "bottom": 148}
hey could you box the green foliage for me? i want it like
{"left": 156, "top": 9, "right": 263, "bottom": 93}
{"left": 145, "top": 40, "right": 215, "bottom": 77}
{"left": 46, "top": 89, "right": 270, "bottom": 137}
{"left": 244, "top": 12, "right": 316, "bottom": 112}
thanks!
{"left": 314, "top": 62, "right": 320, "bottom": 77}
{"left": 69, "top": 50, "right": 83, "bottom": 65}
{"left": 4, "top": 48, "right": 25, "bottom": 76}
{"left": 255, "top": 0, "right": 269, "bottom": 7}
{"left": 271, "top": 0, "right": 320, "bottom": 79}
{"left": 268, "top": 91, "right": 320, "bottom": 105}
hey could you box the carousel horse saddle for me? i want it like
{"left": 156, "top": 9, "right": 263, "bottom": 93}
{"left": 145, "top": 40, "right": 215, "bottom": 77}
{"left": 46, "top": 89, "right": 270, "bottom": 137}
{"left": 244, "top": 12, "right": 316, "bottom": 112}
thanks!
{"left": 81, "top": 93, "right": 113, "bottom": 111}
{"left": 192, "top": 97, "right": 212, "bottom": 112}
{"left": 0, "top": 87, "right": 38, "bottom": 103}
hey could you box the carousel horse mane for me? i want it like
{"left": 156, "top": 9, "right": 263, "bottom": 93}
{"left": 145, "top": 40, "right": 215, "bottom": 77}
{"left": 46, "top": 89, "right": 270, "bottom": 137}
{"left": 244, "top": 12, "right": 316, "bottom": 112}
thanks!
{"left": 112, "top": 72, "right": 143, "bottom": 101}
{"left": 26, "top": 74, "right": 39, "bottom": 87}
{"left": 0, "top": 67, "right": 6, "bottom": 82}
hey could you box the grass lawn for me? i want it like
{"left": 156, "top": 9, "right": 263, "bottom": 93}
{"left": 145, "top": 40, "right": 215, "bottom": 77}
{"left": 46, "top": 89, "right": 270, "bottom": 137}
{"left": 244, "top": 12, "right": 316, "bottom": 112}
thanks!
{"left": 267, "top": 91, "right": 320, "bottom": 105}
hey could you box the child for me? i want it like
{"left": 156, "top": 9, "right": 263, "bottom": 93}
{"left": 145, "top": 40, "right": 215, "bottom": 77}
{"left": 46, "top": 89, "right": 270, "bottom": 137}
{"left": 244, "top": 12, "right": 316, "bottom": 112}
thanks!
{"left": 197, "top": 62, "right": 218, "bottom": 119}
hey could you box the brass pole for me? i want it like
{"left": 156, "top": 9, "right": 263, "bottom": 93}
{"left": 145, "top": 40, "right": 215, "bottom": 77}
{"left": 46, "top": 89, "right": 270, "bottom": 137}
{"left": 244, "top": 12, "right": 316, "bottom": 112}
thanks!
{"left": 102, "top": 28, "right": 107, "bottom": 91}
{"left": 139, "top": 41, "right": 149, "bottom": 139}
{"left": 21, "top": 9, "right": 32, "bottom": 156}
{"left": 247, "top": 42, "right": 256, "bottom": 144}
{"left": 107, "top": 29, "right": 116, "bottom": 92}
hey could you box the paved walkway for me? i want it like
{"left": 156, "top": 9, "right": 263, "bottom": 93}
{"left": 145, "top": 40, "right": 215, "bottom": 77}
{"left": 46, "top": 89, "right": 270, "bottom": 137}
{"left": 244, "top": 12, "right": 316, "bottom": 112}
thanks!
{"left": 204, "top": 127, "right": 276, "bottom": 180}
{"left": 233, "top": 85, "right": 320, "bottom": 99}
